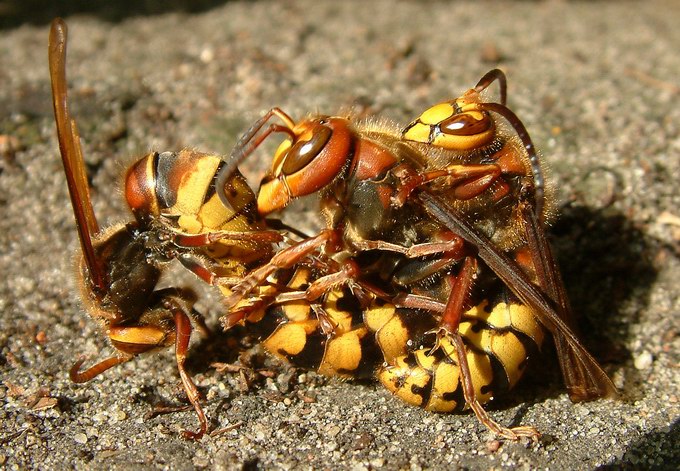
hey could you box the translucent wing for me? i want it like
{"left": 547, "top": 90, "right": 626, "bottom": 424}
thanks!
{"left": 419, "top": 191, "right": 617, "bottom": 401}
{"left": 49, "top": 18, "right": 106, "bottom": 293}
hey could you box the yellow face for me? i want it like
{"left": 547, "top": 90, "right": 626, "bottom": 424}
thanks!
{"left": 258, "top": 117, "right": 353, "bottom": 215}
{"left": 402, "top": 90, "right": 496, "bottom": 150}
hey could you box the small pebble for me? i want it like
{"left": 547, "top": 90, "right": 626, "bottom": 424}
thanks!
{"left": 486, "top": 440, "right": 501, "bottom": 453}
{"left": 200, "top": 47, "right": 215, "bottom": 63}
{"left": 634, "top": 351, "right": 653, "bottom": 370}
{"left": 74, "top": 433, "right": 87, "bottom": 444}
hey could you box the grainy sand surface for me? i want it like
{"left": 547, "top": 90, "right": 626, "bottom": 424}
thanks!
{"left": 0, "top": 1, "right": 678, "bottom": 469}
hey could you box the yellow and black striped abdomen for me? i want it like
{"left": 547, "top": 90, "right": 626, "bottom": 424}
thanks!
{"left": 243, "top": 265, "right": 544, "bottom": 412}
{"left": 246, "top": 266, "right": 440, "bottom": 381}
{"left": 378, "top": 300, "right": 545, "bottom": 412}
{"left": 245, "top": 268, "right": 386, "bottom": 378}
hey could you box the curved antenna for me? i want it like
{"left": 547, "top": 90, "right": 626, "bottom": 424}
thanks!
{"left": 474, "top": 69, "right": 507, "bottom": 106}
{"left": 49, "top": 18, "right": 106, "bottom": 293}
{"left": 215, "top": 108, "right": 296, "bottom": 210}
{"left": 474, "top": 101, "right": 544, "bottom": 220}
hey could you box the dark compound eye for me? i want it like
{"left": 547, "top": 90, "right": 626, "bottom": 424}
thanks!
{"left": 282, "top": 125, "right": 332, "bottom": 175}
{"left": 440, "top": 113, "right": 492, "bottom": 136}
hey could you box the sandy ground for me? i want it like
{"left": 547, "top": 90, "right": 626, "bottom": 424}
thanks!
{"left": 0, "top": 1, "right": 678, "bottom": 469}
